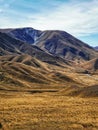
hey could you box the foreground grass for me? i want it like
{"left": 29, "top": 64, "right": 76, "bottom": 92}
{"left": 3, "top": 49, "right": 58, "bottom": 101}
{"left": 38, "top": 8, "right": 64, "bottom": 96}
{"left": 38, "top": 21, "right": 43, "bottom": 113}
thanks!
{"left": 0, "top": 91, "right": 98, "bottom": 130}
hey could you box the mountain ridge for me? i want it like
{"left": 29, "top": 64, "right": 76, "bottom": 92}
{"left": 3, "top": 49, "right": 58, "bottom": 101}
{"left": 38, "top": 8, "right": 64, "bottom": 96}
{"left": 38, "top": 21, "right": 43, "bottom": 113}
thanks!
{"left": 0, "top": 27, "right": 97, "bottom": 62}
{"left": 0, "top": 31, "right": 71, "bottom": 67}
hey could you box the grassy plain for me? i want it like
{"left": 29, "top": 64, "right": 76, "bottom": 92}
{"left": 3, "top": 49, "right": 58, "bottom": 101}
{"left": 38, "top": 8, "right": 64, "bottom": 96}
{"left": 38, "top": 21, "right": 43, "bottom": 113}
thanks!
{"left": 0, "top": 90, "right": 98, "bottom": 130}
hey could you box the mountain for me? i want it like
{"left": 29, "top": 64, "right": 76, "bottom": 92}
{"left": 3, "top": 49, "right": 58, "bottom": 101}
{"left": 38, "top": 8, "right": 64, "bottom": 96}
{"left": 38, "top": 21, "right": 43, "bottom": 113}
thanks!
{"left": 0, "top": 27, "right": 42, "bottom": 44}
{"left": 94, "top": 46, "right": 98, "bottom": 50}
{"left": 36, "top": 30, "right": 97, "bottom": 61}
{"left": 0, "top": 32, "right": 68, "bottom": 65}
{"left": 0, "top": 27, "right": 97, "bottom": 62}
{"left": 0, "top": 27, "right": 98, "bottom": 97}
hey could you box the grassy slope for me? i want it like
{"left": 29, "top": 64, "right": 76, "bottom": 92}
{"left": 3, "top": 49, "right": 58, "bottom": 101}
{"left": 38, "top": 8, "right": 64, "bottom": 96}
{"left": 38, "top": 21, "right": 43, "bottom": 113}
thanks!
{"left": 0, "top": 54, "right": 78, "bottom": 90}
{"left": 81, "top": 58, "right": 98, "bottom": 71}
{"left": 0, "top": 54, "right": 98, "bottom": 130}
{"left": 0, "top": 54, "right": 98, "bottom": 94}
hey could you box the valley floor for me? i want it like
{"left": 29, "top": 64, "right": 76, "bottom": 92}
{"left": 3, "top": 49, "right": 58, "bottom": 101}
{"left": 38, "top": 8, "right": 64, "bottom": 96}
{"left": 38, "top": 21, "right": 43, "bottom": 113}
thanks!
{"left": 0, "top": 90, "right": 98, "bottom": 130}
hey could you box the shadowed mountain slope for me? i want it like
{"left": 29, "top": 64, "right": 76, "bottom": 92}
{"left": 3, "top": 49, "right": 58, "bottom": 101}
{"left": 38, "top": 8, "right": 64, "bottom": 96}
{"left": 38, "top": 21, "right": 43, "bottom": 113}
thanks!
{"left": 36, "top": 30, "right": 97, "bottom": 61}
{"left": 0, "top": 32, "right": 69, "bottom": 66}
{"left": 0, "top": 27, "right": 42, "bottom": 44}
{"left": 0, "top": 28, "right": 97, "bottom": 62}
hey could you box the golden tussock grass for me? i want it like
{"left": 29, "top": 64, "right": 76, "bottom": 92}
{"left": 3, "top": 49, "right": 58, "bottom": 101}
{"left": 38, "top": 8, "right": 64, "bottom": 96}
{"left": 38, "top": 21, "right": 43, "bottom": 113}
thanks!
{"left": 0, "top": 91, "right": 98, "bottom": 130}
{"left": 0, "top": 55, "right": 98, "bottom": 130}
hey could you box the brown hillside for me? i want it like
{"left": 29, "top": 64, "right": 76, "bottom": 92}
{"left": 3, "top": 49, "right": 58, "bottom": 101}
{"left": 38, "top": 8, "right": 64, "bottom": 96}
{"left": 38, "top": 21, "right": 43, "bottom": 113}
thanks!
{"left": 82, "top": 58, "right": 98, "bottom": 71}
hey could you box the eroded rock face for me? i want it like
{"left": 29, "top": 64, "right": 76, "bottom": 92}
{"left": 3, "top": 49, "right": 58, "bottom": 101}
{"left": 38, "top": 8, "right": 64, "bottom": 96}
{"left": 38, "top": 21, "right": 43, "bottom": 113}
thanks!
{"left": 0, "top": 28, "right": 97, "bottom": 62}
{"left": 36, "top": 30, "right": 96, "bottom": 61}
{"left": 0, "top": 32, "right": 68, "bottom": 65}
{"left": 0, "top": 27, "right": 42, "bottom": 44}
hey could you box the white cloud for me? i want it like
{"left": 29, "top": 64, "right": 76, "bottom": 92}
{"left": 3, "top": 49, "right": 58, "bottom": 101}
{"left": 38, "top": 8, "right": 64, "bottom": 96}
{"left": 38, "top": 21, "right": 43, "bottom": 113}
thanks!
{"left": 0, "top": 0, "right": 98, "bottom": 38}
{"left": 27, "top": 0, "right": 98, "bottom": 36}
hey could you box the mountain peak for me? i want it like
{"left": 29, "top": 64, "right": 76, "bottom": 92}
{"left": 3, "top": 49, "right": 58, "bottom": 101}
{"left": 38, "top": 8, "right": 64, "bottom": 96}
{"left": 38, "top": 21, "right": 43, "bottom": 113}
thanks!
{"left": 0, "top": 27, "right": 97, "bottom": 62}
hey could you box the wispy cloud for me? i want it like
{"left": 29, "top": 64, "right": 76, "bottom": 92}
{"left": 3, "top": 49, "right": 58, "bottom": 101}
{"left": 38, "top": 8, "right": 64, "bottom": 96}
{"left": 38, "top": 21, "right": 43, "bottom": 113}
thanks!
{"left": 27, "top": 0, "right": 98, "bottom": 37}
{"left": 0, "top": 0, "right": 98, "bottom": 38}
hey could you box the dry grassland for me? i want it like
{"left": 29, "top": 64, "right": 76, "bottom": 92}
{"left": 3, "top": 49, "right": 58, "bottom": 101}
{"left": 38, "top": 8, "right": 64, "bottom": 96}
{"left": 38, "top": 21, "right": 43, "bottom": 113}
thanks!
{"left": 0, "top": 91, "right": 98, "bottom": 130}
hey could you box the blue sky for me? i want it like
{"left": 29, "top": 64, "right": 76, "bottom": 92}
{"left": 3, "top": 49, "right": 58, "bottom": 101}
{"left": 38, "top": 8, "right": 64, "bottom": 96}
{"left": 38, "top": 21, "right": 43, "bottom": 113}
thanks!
{"left": 0, "top": 0, "right": 98, "bottom": 47}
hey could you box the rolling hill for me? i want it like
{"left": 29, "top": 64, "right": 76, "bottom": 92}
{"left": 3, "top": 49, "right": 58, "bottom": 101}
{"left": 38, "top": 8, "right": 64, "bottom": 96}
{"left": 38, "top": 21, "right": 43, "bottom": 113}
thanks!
{"left": 81, "top": 58, "right": 98, "bottom": 71}
{"left": 60, "top": 85, "right": 98, "bottom": 97}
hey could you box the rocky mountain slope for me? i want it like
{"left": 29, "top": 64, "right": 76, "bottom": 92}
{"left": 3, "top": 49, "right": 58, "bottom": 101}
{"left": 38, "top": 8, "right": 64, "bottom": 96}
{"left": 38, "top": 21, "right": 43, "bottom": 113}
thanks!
{"left": 0, "top": 32, "right": 68, "bottom": 65}
{"left": 0, "top": 28, "right": 97, "bottom": 62}
{"left": 0, "top": 27, "right": 42, "bottom": 44}
{"left": 36, "top": 30, "right": 97, "bottom": 61}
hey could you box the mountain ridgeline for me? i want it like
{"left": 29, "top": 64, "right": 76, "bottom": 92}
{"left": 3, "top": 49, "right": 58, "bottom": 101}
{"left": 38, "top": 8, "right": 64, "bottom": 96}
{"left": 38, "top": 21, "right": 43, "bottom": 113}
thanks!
{"left": 0, "top": 27, "right": 97, "bottom": 62}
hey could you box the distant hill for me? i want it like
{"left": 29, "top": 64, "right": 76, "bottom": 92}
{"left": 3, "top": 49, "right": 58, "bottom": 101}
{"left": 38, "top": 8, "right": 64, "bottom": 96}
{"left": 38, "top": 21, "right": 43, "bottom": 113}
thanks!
{"left": 94, "top": 46, "right": 98, "bottom": 50}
